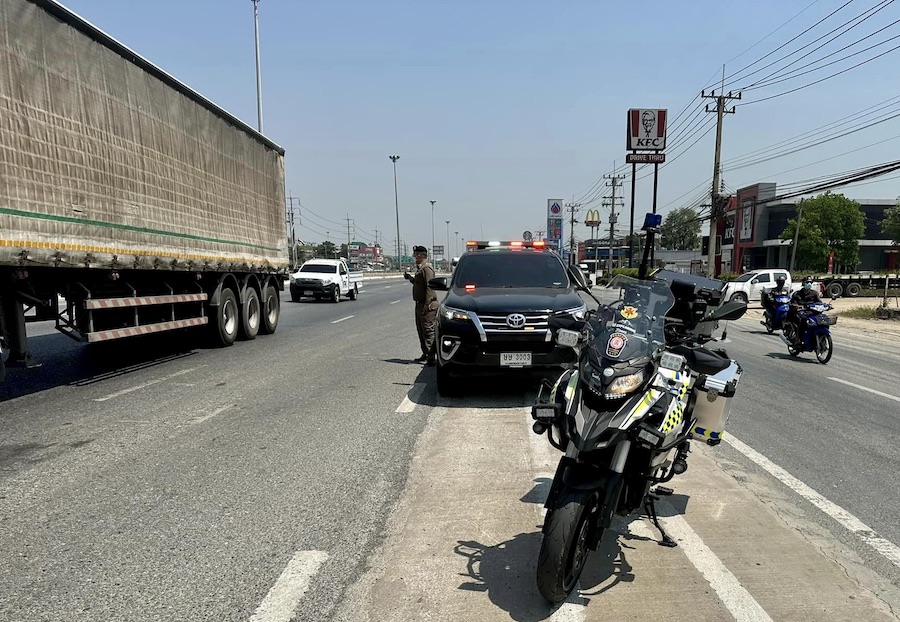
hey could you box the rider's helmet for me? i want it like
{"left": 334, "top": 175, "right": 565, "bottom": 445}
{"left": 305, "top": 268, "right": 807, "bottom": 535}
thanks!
{"left": 802, "top": 276, "right": 813, "bottom": 290}
{"left": 775, "top": 276, "right": 786, "bottom": 289}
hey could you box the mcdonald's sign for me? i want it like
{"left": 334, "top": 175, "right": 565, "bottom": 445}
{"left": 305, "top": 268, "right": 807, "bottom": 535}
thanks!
{"left": 584, "top": 209, "right": 601, "bottom": 227}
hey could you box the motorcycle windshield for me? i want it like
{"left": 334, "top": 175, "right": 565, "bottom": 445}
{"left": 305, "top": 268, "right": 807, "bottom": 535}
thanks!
{"left": 594, "top": 276, "right": 675, "bottom": 360}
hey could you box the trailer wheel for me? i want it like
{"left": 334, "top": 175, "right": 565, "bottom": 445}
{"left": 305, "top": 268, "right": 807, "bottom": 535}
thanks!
{"left": 240, "top": 286, "right": 261, "bottom": 340}
{"left": 826, "top": 282, "right": 843, "bottom": 298}
{"left": 212, "top": 288, "right": 239, "bottom": 347}
{"left": 846, "top": 282, "right": 862, "bottom": 297}
{"left": 260, "top": 285, "right": 280, "bottom": 335}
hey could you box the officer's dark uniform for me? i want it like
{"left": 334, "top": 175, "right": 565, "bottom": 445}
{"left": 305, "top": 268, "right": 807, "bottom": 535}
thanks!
{"left": 406, "top": 247, "right": 438, "bottom": 364}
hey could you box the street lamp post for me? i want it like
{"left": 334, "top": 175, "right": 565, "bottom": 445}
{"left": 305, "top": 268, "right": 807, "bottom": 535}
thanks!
{"left": 251, "top": 0, "right": 263, "bottom": 133}
{"left": 390, "top": 155, "right": 401, "bottom": 271}
{"left": 430, "top": 200, "right": 436, "bottom": 262}
{"left": 454, "top": 231, "right": 459, "bottom": 261}
{"left": 445, "top": 220, "right": 450, "bottom": 271}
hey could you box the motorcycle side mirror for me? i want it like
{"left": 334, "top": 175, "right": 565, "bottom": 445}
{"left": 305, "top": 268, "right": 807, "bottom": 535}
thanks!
{"left": 428, "top": 277, "right": 449, "bottom": 291}
{"left": 710, "top": 300, "right": 747, "bottom": 322}
{"left": 566, "top": 264, "right": 590, "bottom": 291}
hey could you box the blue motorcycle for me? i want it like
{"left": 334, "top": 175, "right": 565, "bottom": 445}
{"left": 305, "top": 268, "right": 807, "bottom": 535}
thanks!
{"left": 780, "top": 301, "right": 837, "bottom": 364}
{"left": 761, "top": 292, "right": 791, "bottom": 334}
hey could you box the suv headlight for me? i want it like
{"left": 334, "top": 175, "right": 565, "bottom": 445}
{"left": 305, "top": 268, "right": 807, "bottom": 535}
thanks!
{"left": 442, "top": 306, "right": 471, "bottom": 321}
{"left": 564, "top": 304, "right": 587, "bottom": 320}
{"left": 605, "top": 370, "right": 645, "bottom": 396}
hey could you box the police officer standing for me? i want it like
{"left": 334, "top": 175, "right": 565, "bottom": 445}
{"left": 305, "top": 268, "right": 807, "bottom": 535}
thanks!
{"left": 405, "top": 245, "right": 438, "bottom": 365}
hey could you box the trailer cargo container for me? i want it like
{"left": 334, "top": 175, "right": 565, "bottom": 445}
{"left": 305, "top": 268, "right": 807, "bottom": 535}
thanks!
{"left": 1, "top": 0, "right": 288, "bottom": 382}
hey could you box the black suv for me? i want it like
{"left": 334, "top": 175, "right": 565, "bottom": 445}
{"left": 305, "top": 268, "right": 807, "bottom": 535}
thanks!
{"left": 428, "top": 242, "right": 586, "bottom": 396}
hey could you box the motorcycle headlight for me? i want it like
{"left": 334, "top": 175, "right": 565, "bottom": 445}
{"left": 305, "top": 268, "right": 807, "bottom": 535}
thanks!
{"left": 564, "top": 304, "right": 587, "bottom": 320}
{"left": 605, "top": 370, "right": 645, "bottom": 396}
{"left": 442, "top": 306, "right": 471, "bottom": 321}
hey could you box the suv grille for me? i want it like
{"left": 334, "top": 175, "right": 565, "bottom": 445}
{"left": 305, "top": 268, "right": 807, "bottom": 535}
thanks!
{"left": 476, "top": 311, "right": 550, "bottom": 335}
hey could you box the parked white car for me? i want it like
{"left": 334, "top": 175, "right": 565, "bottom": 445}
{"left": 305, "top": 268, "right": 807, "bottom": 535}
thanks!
{"left": 289, "top": 258, "right": 363, "bottom": 303}
{"left": 722, "top": 269, "right": 822, "bottom": 304}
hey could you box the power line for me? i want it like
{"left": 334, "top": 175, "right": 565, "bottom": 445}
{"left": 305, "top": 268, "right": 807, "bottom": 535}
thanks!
{"left": 732, "top": 0, "right": 895, "bottom": 90}
{"left": 724, "top": 93, "right": 900, "bottom": 166}
{"left": 719, "top": 0, "right": 824, "bottom": 68}
{"left": 740, "top": 40, "right": 900, "bottom": 106}
{"left": 743, "top": 17, "right": 900, "bottom": 91}
{"left": 707, "top": 0, "right": 856, "bottom": 90}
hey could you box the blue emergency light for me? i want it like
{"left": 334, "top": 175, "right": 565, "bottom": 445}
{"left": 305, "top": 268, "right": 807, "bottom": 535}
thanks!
{"left": 642, "top": 213, "right": 662, "bottom": 230}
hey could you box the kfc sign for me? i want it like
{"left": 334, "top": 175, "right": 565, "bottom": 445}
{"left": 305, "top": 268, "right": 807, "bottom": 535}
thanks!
{"left": 627, "top": 108, "right": 667, "bottom": 151}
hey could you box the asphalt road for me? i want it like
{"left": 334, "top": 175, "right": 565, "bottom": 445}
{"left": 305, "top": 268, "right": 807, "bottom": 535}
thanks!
{"left": 1, "top": 279, "right": 899, "bottom": 621}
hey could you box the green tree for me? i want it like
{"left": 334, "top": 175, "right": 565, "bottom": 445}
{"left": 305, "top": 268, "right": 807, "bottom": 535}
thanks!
{"left": 779, "top": 192, "right": 864, "bottom": 271}
{"left": 881, "top": 203, "right": 900, "bottom": 245}
{"left": 660, "top": 207, "right": 701, "bottom": 250}
{"left": 314, "top": 241, "right": 337, "bottom": 258}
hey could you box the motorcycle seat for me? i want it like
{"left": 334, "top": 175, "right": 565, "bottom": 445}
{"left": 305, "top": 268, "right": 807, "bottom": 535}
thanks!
{"left": 671, "top": 345, "right": 731, "bottom": 376}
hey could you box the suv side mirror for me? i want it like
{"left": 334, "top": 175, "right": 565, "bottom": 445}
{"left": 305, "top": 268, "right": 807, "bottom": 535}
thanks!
{"left": 428, "top": 277, "right": 449, "bottom": 291}
{"left": 750, "top": 278, "right": 759, "bottom": 284}
{"left": 566, "top": 264, "right": 589, "bottom": 291}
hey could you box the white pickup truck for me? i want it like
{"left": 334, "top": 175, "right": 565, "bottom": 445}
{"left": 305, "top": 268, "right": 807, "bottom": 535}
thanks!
{"left": 721, "top": 269, "right": 822, "bottom": 304}
{"left": 289, "top": 258, "right": 363, "bottom": 303}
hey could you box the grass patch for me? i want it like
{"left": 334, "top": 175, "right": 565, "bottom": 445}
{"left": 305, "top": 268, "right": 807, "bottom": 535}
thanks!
{"left": 838, "top": 306, "right": 879, "bottom": 319}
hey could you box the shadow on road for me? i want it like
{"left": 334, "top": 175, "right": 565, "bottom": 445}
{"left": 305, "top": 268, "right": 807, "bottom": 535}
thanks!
{"left": 454, "top": 479, "right": 693, "bottom": 620}
{"left": 764, "top": 351, "right": 819, "bottom": 363}
{"left": 1, "top": 329, "right": 201, "bottom": 402}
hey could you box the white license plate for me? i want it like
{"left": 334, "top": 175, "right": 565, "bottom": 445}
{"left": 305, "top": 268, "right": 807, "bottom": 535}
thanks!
{"left": 303, "top": 290, "right": 314, "bottom": 295}
{"left": 500, "top": 352, "right": 532, "bottom": 367}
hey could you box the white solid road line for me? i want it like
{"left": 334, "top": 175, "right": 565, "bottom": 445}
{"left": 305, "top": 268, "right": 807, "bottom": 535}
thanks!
{"left": 630, "top": 512, "right": 774, "bottom": 622}
{"left": 828, "top": 377, "right": 900, "bottom": 403}
{"left": 249, "top": 550, "right": 329, "bottom": 622}
{"left": 93, "top": 367, "right": 199, "bottom": 402}
{"left": 389, "top": 300, "right": 402, "bottom": 305}
{"left": 396, "top": 383, "right": 427, "bottom": 413}
{"left": 189, "top": 403, "right": 235, "bottom": 426}
{"left": 726, "top": 434, "right": 900, "bottom": 570}
{"left": 331, "top": 315, "right": 354, "bottom": 324}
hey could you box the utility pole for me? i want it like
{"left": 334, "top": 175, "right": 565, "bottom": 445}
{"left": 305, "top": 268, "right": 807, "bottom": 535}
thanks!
{"left": 251, "top": 0, "right": 263, "bottom": 133}
{"left": 789, "top": 200, "right": 804, "bottom": 273}
{"left": 565, "top": 199, "right": 581, "bottom": 264}
{"left": 445, "top": 220, "right": 450, "bottom": 271}
{"left": 390, "top": 155, "right": 401, "bottom": 271}
{"left": 603, "top": 172, "right": 625, "bottom": 274}
{"left": 702, "top": 70, "right": 740, "bottom": 277}
{"left": 345, "top": 215, "right": 354, "bottom": 262}
{"left": 430, "top": 200, "right": 436, "bottom": 260}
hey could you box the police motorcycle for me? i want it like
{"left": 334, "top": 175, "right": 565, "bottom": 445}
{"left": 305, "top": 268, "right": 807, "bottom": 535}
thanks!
{"left": 761, "top": 290, "right": 791, "bottom": 334}
{"left": 530, "top": 214, "right": 747, "bottom": 604}
{"left": 780, "top": 299, "right": 837, "bottom": 364}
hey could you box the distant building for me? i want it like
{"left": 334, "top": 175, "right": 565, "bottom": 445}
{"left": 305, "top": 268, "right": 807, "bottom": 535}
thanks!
{"left": 709, "top": 183, "right": 896, "bottom": 275}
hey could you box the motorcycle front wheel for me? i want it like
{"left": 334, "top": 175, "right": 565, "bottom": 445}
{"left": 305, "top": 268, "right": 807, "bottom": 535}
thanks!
{"left": 536, "top": 488, "right": 596, "bottom": 604}
{"left": 815, "top": 332, "right": 833, "bottom": 364}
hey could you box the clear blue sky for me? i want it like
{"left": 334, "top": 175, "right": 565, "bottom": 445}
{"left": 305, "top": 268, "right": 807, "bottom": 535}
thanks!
{"left": 62, "top": 0, "right": 900, "bottom": 255}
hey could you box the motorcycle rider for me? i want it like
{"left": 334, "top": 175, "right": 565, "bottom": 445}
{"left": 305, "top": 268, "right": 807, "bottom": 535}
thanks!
{"left": 761, "top": 275, "right": 790, "bottom": 329}
{"left": 785, "top": 277, "right": 822, "bottom": 341}
{"left": 763, "top": 276, "right": 789, "bottom": 311}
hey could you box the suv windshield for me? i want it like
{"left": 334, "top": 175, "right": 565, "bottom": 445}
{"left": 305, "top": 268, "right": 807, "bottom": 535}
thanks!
{"left": 453, "top": 252, "right": 568, "bottom": 288}
{"left": 300, "top": 264, "right": 337, "bottom": 274}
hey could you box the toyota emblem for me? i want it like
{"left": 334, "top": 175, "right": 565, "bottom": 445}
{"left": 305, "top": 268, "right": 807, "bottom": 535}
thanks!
{"left": 506, "top": 313, "right": 526, "bottom": 328}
